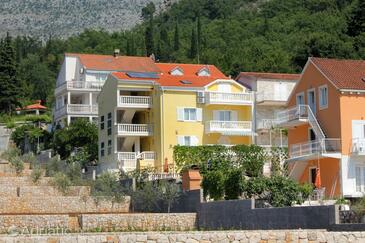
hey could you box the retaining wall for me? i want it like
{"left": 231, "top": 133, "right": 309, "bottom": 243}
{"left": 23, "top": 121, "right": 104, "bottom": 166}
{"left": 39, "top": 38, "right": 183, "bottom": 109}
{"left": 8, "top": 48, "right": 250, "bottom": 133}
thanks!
{"left": 0, "top": 196, "right": 130, "bottom": 214}
{"left": 0, "top": 230, "right": 364, "bottom": 242}
{"left": 198, "top": 199, "right": 339, "bottom": 230}
{"left": 0, "top": 186, "right": 90, "bottom": 197}
{"left": 81, "top": 213, "right": 197, "bottom": 231}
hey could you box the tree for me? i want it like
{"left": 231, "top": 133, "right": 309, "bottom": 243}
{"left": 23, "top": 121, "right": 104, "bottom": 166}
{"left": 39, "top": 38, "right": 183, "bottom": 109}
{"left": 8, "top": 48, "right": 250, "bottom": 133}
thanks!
{"left": 145, "top": 17, "right": 155, "bottom": 56}
{"left": 189, "top": 26, "right": 197, "bottom": 59}
{"left": 0, "top": 33, "right": 22, "bottom": 113}
{"left": 52, "top": 119, "right": 98, "bottom": 163}
{"left": 347, "top": 0, "right": 365, "bottom": 37}
{"left": 141, "top": 2, "right": 156, "bottom": 21}
{"left": 159, "top": 180, "right": 181, "bottom": 213}
{"left": 197, "top": 16, "right": 202, "bottom": 62}
{"left": 173, "top": 21, "right": 180, "bottom": 51}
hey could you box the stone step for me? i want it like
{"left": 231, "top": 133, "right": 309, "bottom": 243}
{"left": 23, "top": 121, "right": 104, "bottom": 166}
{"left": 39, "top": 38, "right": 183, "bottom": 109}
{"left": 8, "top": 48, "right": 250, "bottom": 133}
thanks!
{"left": 0, "top": 196, "right": 130, "bottom": 214}
{"left": 0, "top": 185, "right": 90, "bottom": 197}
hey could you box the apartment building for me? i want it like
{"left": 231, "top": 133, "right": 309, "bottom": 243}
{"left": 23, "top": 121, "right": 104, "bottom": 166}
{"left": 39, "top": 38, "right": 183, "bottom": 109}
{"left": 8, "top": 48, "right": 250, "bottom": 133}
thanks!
{"left": 236, "top": 72, "right": 299, "bottom": 148}
{"left": 98, "top": 63, "right": 255, "bottom": 172}
{"left": 275, "top": 57, "right": 365, "bottom": 198}
{"left": 54, "top": 52, "right": 158, "bottom": 126}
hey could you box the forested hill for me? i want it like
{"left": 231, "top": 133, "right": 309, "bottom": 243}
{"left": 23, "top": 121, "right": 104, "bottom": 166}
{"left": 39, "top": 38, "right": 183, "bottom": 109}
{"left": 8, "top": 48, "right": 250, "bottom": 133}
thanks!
{"left": 0, "top": 0, "right": 364, "bottom": 111}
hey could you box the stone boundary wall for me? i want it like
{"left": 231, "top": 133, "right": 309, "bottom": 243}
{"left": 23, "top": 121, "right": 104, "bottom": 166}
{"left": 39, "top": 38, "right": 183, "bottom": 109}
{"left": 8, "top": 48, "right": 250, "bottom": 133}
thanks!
{"left": 0, "top": 215, "right": 69, "bottom": 234}
{"left": 0, "top": 186, "right": 90, "bottom": 197}
{"left": 0, "top": 230, "right": 364, "bottom": 242}
{"left": 81, "top": 213, "right": 197, "bottom": 231}
{"left": 0, "top": 177, "right": 50, "bottom": 186}
{"left": 0, "top": 196, "right": 130, "bottom": 214}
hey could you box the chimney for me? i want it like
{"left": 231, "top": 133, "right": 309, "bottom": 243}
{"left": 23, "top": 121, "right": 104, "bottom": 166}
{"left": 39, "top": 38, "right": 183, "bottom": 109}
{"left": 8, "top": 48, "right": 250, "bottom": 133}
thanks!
{"left": 113, "top": 49, "right": 120, "bottom": 57}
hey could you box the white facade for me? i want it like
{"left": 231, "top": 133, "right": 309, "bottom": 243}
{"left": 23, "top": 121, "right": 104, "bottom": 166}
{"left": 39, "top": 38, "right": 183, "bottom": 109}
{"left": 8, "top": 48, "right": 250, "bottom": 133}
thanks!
{"left": 54, "top": 56, "right": 111, "bottom": 126}
{"left": 236, "top": 74, "right": 298, "bottom": 148}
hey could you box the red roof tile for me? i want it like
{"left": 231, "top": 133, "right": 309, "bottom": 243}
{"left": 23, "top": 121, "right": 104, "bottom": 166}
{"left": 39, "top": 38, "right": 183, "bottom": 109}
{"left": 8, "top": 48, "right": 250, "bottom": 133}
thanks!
{"left": 236, "top": 72, "right": 300, "bottom": 81}
{"left": 112, "top": 63, "right": 229, "bottom": 88}
{"left": 65, "top": 53, "right": 160, "bottom": 73}
{"left": 310, "top": 57, "right": 365, "bottom": 90}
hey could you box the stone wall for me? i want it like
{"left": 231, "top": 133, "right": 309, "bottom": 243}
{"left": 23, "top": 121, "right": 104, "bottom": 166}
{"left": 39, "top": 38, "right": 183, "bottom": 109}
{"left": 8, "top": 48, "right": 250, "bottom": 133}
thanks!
{"left": 1, "top": 230, "right": 364, "bottom": 242}
{"left": 81, "top": 213, "right": 197, "bottom": 231}
{"left": 0, "top": 186, "right": 90, "bottom": 197}
{"left": 0, "top": 196, "right": 130, "bottom": 214}
{"left": 0, "top": 215, "right": 69, "bottom": 234}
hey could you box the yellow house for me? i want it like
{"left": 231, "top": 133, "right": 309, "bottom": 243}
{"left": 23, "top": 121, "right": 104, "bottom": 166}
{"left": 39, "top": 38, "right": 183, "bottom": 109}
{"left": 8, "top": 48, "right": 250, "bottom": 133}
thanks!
{"left": 98, "top": 63, "right": 254, "bottom": 173}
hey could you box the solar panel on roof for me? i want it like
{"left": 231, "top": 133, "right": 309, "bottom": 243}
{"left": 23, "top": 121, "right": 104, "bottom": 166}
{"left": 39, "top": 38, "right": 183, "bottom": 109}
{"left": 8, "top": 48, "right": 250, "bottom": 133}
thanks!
{"left": 180, "top": 80, "right": 192, "bottom": 84}
{"left": 126, "top": 72, "right": 159, "bottom": 79}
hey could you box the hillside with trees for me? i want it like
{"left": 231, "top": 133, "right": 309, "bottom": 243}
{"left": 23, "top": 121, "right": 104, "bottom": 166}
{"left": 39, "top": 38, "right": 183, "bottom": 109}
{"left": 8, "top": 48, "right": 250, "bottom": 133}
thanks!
{"left": 0, "top": 0, "right": 364, "bottom": 112}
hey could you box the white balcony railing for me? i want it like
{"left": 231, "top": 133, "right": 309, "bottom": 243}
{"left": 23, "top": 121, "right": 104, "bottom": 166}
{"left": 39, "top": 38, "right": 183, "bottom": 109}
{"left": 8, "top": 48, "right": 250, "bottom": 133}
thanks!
{"left": 256, "top": 91, "right": 289, "bottom": 103}
{"left": 276, "top": 105, "right": 308, "bottom": 125}
{"left": 205, "top": 121, "right": 252, "bottom": 135}
{"left": 257, "top": 119, "right": 278, "bottom": 130}
{"left": 290, "top": 139, "right": 341, "bottom": 159}
{"left": 119, "top": 96, "right": 152, "bottom": 108}
{"left": 148, "top": 173, "right": 181, "bottom": 181}
{"left": 55, "top": 81, "right": 104, "bottom": 93}
{"left": 139, "top": 151, "right": 156, "bottom": 160}
{"left": 117, "top": 152, "right": 137, "bottom": 160}
{"left": 54, "top": 104, "right": 97, "bottom": 119}
{"left": 117, "top": 124, "right": 153, "bottom": 136}
{"left": 205, "top": 91, "right": 253, "bottom": 105}
{"left": 352, "top": 138, "right": 365, "bottom": 154}
{"left": 117, "top": 151, "right": 156, "bottom": 171}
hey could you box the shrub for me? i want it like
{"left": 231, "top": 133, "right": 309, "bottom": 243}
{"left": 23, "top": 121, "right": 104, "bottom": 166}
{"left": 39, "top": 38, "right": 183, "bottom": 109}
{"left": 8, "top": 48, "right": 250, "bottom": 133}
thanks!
{"left": 159, "top": 180, "right": 181, "bottom": 213}
{"left": 224, "top": 168, "right": 244, "bottom": 200}
{"left": 9, "top": 156, "right": 24, "bottom": 175}
{"left": 131, "top": 181, "right": 162, "bottom": 212}
{"left": 91, "top": 172, "right": 125, "bottom": 204}
{"left": 202, "top": 170, "right": 225, "bottom": 200}
{"left": 45, "top": 156, "right": 65, "bottom": 176}
{"left": 233, "top": 145, "right": 266, "bottom": 177}
{"left": 31, "top": 165, "right": 43, "bottom": 184}
{"left": 299, "top": 183, "right": 314, "bottom": 201}
{"left": 351, "top": 197, "right": 365, "bottom": 222}
{"left": 52, "top": 172, "right": 71, "bottom": 194}
{"left": 21, "top": 152, "right": 37, "bottom": 168}
{"left": 1, "top": 146, "right": 20, "bottom": 161}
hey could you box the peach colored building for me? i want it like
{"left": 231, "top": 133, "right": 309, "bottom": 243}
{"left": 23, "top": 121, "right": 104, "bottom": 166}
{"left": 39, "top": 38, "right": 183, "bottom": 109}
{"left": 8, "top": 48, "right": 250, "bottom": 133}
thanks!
{"left": 277, "top": 57, "right": 365, "bottom": 198}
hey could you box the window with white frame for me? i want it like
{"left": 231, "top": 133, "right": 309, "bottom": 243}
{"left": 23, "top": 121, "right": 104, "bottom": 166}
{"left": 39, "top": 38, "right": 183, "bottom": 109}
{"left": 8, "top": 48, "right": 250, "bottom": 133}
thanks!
{"left": 355, "top": 165, "right": 365, "bottom": 192}
{"left": 177, "top": 108, "right": 202, "bottom": 121}
{"left": 213, "top": 110, "right": 237, "bottom": 121}
{"left": 296, "top": 92, "right": 305, "bottom": 105}
{"left": 319, "top": 85, "right": 328, "bottom": 109}
{"left": 177, "top": 135, "right": 198, "bottom": 146}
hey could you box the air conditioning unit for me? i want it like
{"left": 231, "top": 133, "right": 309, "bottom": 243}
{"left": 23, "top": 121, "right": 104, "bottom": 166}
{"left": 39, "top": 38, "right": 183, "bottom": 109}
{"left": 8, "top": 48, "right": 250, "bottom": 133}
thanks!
{"left": 197, "top": 91, "right": 205, "bottom": 104}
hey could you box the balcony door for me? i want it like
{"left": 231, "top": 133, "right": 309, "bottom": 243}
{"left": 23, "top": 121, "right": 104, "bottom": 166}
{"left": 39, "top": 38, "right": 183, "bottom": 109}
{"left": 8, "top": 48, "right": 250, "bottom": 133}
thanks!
{"left": 214, "top": 110, "right": 237, "bottom": 121}
{"left": 352, "top": 120, "right": 365, "bottom": 152}
{"left": 307, "top": 89, "right": 316, "bottom": 115}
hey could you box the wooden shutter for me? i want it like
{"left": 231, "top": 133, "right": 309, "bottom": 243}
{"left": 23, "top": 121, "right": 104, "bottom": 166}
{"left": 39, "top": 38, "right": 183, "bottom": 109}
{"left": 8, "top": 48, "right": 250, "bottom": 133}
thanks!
{"left": 177, "top": 107, "right": 184, "bottom": 121}
{"left": 196, "top": 108, "right": 203, "bottom": 121}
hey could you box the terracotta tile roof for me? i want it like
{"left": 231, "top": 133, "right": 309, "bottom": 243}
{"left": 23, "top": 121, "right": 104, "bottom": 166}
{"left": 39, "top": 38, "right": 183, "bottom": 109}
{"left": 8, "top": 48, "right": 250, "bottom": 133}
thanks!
{"left": 65, "top": 53, "right": 160, "bottom": 73}
{"left": 112, "top": 63, "right": 229, "bottom": 88}
{"left": 236, "top": 72, "right": 300, "bottom": 81}
{"left": 310, "top": 57, "right": 365, "bottom": 90}
{"left": 17, "top": 100, "right": 47, "bottom": 111}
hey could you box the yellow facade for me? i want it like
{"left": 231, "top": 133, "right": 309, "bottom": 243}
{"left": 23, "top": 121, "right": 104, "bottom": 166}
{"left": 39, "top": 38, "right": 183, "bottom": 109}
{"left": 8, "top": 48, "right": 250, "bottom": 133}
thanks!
{"left": 98, "top": 77, "right": 254, "bottom": 173}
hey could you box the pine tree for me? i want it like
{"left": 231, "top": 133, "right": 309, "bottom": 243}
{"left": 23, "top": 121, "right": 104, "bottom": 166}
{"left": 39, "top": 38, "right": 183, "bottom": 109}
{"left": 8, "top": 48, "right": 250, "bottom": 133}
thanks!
{"left": 159, "top": 28, "right": 170, "bottom": 61}
{"left": 189, "top": 26, "right": 197, "bottom": 59}
{"left": 348, "top": 0, "right": 365, "bottom": 37}
{"left": 145, "top": 17, "right": 154, "bottom": 56}
{"left": 0, "top": 33, "right": 22, "bottom": 113}
{"left": 197, "top": 16, "right": 202, "bottom": 63}
{"left": 174, "top": 22, "right": 180, "bottom": 51}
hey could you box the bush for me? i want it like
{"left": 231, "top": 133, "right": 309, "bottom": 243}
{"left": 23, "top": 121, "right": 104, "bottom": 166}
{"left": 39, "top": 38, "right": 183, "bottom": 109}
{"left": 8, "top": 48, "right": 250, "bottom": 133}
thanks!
{"left": 91, "top": 172, "right": 125, "bottom": 204}
{"left": 52, "top": 172, "right": 71, "bottom": 194}
{"left": 224, "top": 168, "right": 244, "bottom": 200}
{"left": 351, "top": 197, "right": 365, "bottom": 222}
{"left": 1, "top": 146, "right": 20, "bottom": 161}
{"left": 9, "top": 156, "right": 24, "bottom": 175}
{"left": 159, "top": 180, "right": 181, "bottom": 213}
{"left": 21, "top": 152, "right": 37, "bottom": 167}
{"left": 202, "top": 170, "right": 225, "bottom": 200}
{"left": 131, "top": 181, "right": 162, "bottom": 212}
{"left": 31, "top": 165, "right": 43, "bottom": 184}
{"left": 45, "top": 156, "right": 65, "bottom": 176}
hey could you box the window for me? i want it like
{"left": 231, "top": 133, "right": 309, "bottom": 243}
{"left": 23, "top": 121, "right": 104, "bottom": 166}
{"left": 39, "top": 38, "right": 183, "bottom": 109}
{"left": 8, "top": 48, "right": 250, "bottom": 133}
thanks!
{"left": 100, "top": 142, "right": 105, "bottom": 157}
{"left": 213, "top": 110, "right": 237, "bottom": 121}
{"left": 219, "top": 111, "right": 231, "bottom": 121}
{"left": 177, "top": 136, "right": 198, "bottom": 146}
{"left": 100, "top": 115, "right": 104, "bottom": 130}
{"left": 319, "top": 85, "right": 328, "bottom": 109}
{"left": 107, "top": 140, "right": 112, "bottom": 155}
{"left": 355, "top": 166, "right": 365, "bottom": 192}
{"left": 296, "top": 92, "right": 305, "bottom": 105}
{"left": 107, "top": 112, "right": 112, "bottom": 136}
{"left": 177, "top": 108, "right": 202, "bottom": 121}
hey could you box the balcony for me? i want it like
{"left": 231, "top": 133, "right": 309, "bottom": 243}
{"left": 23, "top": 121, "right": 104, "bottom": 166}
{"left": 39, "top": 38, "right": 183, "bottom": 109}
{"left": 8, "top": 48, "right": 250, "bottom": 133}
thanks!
{"left": 117, "top": 151, "right": 156, "bottom": 171}
{"left": 257, "top": 119, "right": 278, "bottom": 131}
{"left": 352, "top": 139, "right": 365, "bottom": 155}
{"left": 54, "top": 104, "right": 98, "bottom": 119}
{"left": 117, "top": 124, "right": 153, "bottom": 136}
{"left": 204, "top": 92, "right": 253, "bottom": 105}
{"left": 55, "top": 81, "right": 104, "bottom": 94}
{"left": 276, "top": 105, "right": 309, "bottom": 128}
{"left": 256, "top": 91, "right": 289, "bottom": 106}
{"left": 205, "top": 121, "right": 253, "bottom": 136}
{"left": 118, "top": 96, "right": 152, "bottom": 109}
{"left": 288, "top": 139, "right": 341, "bottom": 162}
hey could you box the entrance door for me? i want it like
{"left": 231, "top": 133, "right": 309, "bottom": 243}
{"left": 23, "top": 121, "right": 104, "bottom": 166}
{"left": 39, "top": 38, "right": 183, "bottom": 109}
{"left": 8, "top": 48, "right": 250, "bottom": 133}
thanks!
{"left": 307, "top": 89, "right": 316, "bottom": 114}
{"left": 309, "top": 167, "right": 317, "bottom": 185}
{"left": 309, "top": 128, "right": 317, "bottom": 153}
